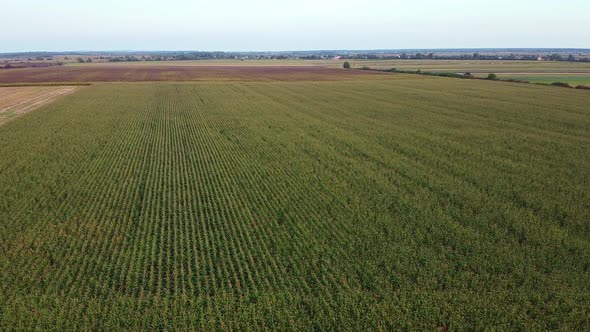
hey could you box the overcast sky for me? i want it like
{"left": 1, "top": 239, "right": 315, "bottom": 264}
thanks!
{"left": 1, "top": 0, "right": 588, "bottom": 52}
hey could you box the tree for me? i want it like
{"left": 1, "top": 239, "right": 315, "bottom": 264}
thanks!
{"left": 487, "top": 73, "right": 498, "bottom": 80}
{"left": 463, "top": 72, "right": 474, "bottom": 78}
{"left": 77, "top": 57, "right": 85, "bottom": 63}
{"left": 343, "top": 61, "right": 351, "bottom": 69}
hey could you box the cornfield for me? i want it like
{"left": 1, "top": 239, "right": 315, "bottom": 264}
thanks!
{"left": 1, "top": 78, "right": 589, "bottom": 329}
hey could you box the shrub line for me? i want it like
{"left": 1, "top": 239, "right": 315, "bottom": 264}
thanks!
{"left": 350, "top": 67, "right": 590, "bottom": 90}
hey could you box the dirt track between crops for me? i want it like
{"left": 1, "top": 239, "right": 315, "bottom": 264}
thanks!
{"left": 0, "top": 86, "right": 79, "bottom": 125}
{"left": 0, "top": 65, "right": 388, "bottom": 83}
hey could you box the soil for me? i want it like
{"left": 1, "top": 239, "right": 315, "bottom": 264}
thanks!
{"left": 0, "top": 65, "right": 386, "bottom": 83}
{"left": 0, "top": 86, "right": 79, "bottom": 125}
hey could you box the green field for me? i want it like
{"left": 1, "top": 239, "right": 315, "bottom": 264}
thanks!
{"left": 345, "top": 60, "right": 590, "bottom": 86}
{"left": 345, "top": 59, "right": 590, "bottom": 72}
{"left": 1, "top": 77, "right": 590, "bottom": 329}
{"left": 492, "top": 75, "right": 590, "bottom": 86}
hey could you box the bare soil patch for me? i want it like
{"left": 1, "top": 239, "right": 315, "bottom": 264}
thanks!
{"left": 0, "top": 86, "right": 79, "bottom": 125}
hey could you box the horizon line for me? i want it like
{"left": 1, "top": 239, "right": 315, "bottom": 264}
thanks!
{"left": 2, "top": 47, "right": 590, "bottom": 55}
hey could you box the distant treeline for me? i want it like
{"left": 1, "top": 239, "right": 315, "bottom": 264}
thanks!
{"left": 106, "top": 53, "right": 292, "bottom": 62}
{"left": 100, "top": 52, "right": 590, "bottom": 63}
{"left": 1, "top": 61, "right": 63, "bottom": 69}
{"left": 3, "top": 49, "right": 590, "bottom": 63}
{"left": 335, "top": 52, "right": 590, "bottom": 62}
{"left": 107, "top": 52, "right": 590, "bottom": 63}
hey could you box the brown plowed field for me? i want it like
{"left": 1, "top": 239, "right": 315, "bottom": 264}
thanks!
{"left": 0, "top": 65, "right": 386, "bottom": 83}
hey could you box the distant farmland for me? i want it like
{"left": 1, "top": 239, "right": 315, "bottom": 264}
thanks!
{"left": 1, "top": 74, "right": 589, "bottom": 329}
{"left": 480, "top": 74, "right": 590, "bottom": 85}
{"left": 3, "top": 59, "right": 588, "bottom": 85}
{"left": 0, "top": 65, "right": 384, "bottom": 83}
{"left": 342, "top": 59, "right": 590, "bottom": 73}
{"left": 343, "top": 59, "right": 590, "bottom": 86}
